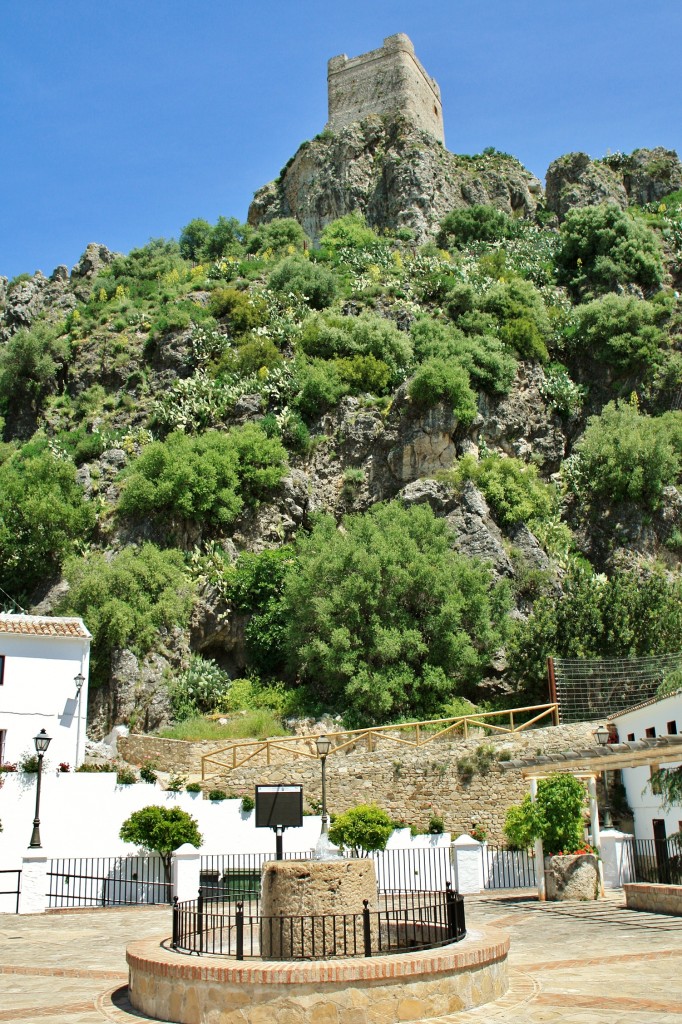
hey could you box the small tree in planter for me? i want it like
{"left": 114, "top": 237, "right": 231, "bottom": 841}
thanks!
{"left": 328, "top": 804, "right": 393, "bottom": 857}
{"left": 119, "top": 805, "right": 202, "bottom": 882}
{"left": 504, "top": 773, "right": 598, "bottom": 900}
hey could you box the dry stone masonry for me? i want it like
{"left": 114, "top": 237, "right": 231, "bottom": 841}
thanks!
{"left": 326, "top": 33, "right": 445, "bottom": 144}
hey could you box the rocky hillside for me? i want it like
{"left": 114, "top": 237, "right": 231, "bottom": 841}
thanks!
{"left": 1, "top": 129, "right": 682, "bottom": 738}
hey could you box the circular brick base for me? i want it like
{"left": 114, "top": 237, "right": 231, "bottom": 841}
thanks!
{"left": 127, "top": 926, "right": 509, "bottom": 1024}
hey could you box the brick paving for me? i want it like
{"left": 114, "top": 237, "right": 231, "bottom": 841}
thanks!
{"left": 0, "top": 891, "right": 680, "bottom": 1023}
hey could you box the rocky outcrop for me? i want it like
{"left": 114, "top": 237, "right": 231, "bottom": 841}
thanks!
{"left": 0, "top": 267, "right": 76, "bottom": 341}
{"left": 545, "top": 152, "right": 627, "bottom": 223}
{"left": 478, "top": 363, "right": 566, "bottom": 472}
{"left": 249, "top": 116, "right": 541, "bottom": 243}
{"left": 545, "top": 148, "right": 682, "bottom": 222}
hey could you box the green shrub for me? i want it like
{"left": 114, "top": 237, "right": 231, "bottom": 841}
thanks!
{"left": 217, "top": 337, "right": 283, "bottom": 377}
{"left": 203, "top": 216, "right": 250, "bottom": 260}
{"left": 319, "top": 213, "right": 386, "bottom": 265}
{"left": 0, "top": 323, "right": 69, "bottom": 423}
{"left": 410, "top": 316, "right": 517, "bottom": 395}
{"left": 268, "top": 256, "right": 337, "bottom": 310}
{"left": 117, "top": 767, "right": 137, "bottom": 785}
{"left": 436, "top": 205, "right": 519, "bottom": 249}
{"left": 118, "top": 425, "right": 287, "bottom": 528}
{"left": 567, "top": 401, "right": 681, "bottom": 508}
{"left": 208, "top": 288, "right": 266, "bottom": 334}
{"left": 293, "top": 358, "right": 348, "bottom": 419}
{"left": 408, "top": 359, "right": 477, "bottom": 422}
{"left": 208, "top": 789, "right": 228, "bottom": 801}
{"left": 159, "top": 711, "right": 289, "bottom": 741}
{"left": 168, "top": 655, "right": 231, "bottom": 721}
{"left": 139, "top": 760, "right": 158, "bottom": 784}
{"left": 166, "top": 773, "right": 187, "bottom": 792}
{"left": 570, "top": 294, "right": 665, "bottom": 369}
{"left": 334, "top": 354, "right": 392, "bottom": 395}
{"left": 479, "top": 279, "right": 550, "bottom": 361}
{"left": 240, "top": 794, "right": 255, "bottom": 813}
{"left": 539, "top": 364, "right": 585, "bottom": 416}
{"left": 327, "top": 804, "right": 394, "bottom": 856}
{"left": 450, "top": 454, "right": 556, "bottom": 528}
{"left": 504, "top": 773, "right": 585, "bottom": 855}
{"left": 280, "top": 502, "right": 510, "bottom": 724}
{"left": 427, "top": 814, "right": 445, "bottom": 834}
{"left": 555, "top": 204, "right": 663, "bottom": 298}
{"left": 0, "top": 441, "right": 96, "bottom": 602}
{"left": 61, "top": 544, "right": 194, "bottom": 687}
{"left": 299, "top": 313, "right": 412, "bottom": 382}
{"left": 185, "top": 782, "right": 202, "bottom": 793}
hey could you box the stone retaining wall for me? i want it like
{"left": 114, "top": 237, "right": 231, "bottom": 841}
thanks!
{"left": 127, "top": 925, "right": 509, "bottom": 1024}
{"left": 119, "top": 721, "right": 597, "bottom": 844}
{"left": 624, "top": 882, "right": 682, "bottom": 916}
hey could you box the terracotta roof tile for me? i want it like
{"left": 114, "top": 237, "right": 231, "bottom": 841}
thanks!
{"left": 0, "top": 615, "right": 91, "bottom": 639}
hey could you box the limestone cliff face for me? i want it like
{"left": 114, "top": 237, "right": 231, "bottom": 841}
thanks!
{"left": 248, "top": 116, "right": 542, "bottom": 243}
{"left": 546, "top": 148, "right": 682, "bottom": 222}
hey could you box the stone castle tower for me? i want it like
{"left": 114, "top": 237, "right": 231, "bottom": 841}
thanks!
{"left": 326, "top": 34, "right": 445, "bottom": 145}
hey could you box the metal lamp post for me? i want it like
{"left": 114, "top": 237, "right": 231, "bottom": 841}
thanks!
{"left": 593, "top": 723, "right": 614, "bottom": 828}
{"left": 316, "top": 734, "right": 332, "bottom": 834}
{"left": 74, "top": 672, "right": 85, "bottom": 768}
{"left": 29, "top": 729, "right": 52, "bottom": 849}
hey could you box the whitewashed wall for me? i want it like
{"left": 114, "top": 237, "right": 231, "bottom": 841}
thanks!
{"left": 0, "top": 632, "right": 90, "bottom": 768}
{"left": 611, "top": 693, "right": 682, "bottom": 840}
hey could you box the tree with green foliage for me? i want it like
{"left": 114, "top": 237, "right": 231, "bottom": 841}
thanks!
{"left": 247, "top": 218, "right": 309, "bottom": 256}
{"left": 280, "top": 502, "right": 511, "bottom": 724}
{"left": 119, "top": 805, "right": 202, "bottom": 879}
{"left": 408, "top": 358, "right": 477, "bottom": 422}
{"left": 507, "top": 564, "right": 682, "bottom": 699}
{"left": 118, "top": 426, "right": 287, "bottom": 530}
{"left": 62, "top": 543, "right": 194, "bottom": 686}
{"left": 178, "top": 218, "right": 212, "bottom": 261}
{"left": 328, "top": 804, "right": 394, "bottom": 856}
{"left": 436, "top": 205, "right": 519, "bottom": 249}
{"left": 504, "top": 773, "right": 586, "bottom": 854}
{"left": 0, "top": 323, "right": 70, "bottom": 430}
{"left": 555, "top": 204, "right": 663, "bottom": 298}
{"left": 567, "top": 401, "right": 682, "bottom": 509}
{"left": 318, "top": 213, "right": 388, "bottom": 268}
{"left": 0, "top": 441, "right": 95, "bottom": 602}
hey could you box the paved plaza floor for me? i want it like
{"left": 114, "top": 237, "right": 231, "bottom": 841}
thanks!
{"left": 0, "top": 890, "right": 680, "bottom": 1023}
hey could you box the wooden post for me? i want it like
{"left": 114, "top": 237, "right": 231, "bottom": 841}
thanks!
{"left": 547, "top": 657, "right": 559, "bottom": 724}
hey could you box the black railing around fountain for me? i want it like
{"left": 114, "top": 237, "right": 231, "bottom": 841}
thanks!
{"left": 171, "top": 884, "right": 466, "bottom": 959}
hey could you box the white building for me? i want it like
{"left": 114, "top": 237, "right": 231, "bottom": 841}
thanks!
{"left": 608, "top": 690, "right": 682, "bottom": 842}
{"left": 0, "top": 614, "right": 91, "bottom": 770}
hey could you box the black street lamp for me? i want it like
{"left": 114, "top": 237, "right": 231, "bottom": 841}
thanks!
{"left": 593, "top": 724, "right": 614, "bottom": 829}
{"left": 74, "top": 672, "right": 85, "bottom": 768}
{"left": 29, "top": 729, "right": 52, "bottom": 849}
{"left": 316, "top": 734, "right": 332, "bottom": 834}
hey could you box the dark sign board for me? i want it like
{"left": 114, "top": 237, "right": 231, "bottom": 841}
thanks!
{"left": 255, "top": 784, "right": 303, "bottom": 829}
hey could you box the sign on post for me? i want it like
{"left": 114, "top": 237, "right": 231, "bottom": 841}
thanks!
{"left": 255, "top": 785, "right": 303, "bottom": 859}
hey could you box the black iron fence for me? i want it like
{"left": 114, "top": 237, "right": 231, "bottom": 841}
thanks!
{"left": 625, "top": 834, "right": 682, "bottom": 886}
{"left": 47, "top": 856, "right": 172, "bottom": 908}
{"left": 482, "top": 845, "right": 537, "bottom": 889}
{"left": 0, "top": 869, "right": 21, "bottom": 914}
{"left": 172, "top": 885, "right": 466, "bottom": 959}
{"left": 200, "top": 847, "right": 455, "bottom": 912}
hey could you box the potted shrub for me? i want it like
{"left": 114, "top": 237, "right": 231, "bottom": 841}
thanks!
{"left": 504, "top": 773, "right": 599, "bottom": 901}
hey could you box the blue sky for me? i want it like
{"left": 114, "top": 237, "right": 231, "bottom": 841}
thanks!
{"left": 1, "top": 0, "right": 680, "bottom": 279}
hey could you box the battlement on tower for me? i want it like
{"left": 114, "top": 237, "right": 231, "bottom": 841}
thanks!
{"left": 326, "top": 33, "right": 445, "bottom": 144}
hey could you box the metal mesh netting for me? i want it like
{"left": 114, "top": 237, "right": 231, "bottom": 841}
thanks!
{"left": 553, "top": 653, "right": 682, "bottom": 723}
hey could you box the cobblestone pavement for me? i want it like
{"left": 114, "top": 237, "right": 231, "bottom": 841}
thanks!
{"left": 0, "top": 890, "right": 680, "bottom": 1023}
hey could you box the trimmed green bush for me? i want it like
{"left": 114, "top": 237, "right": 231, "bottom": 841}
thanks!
{"left": 570, "top": 293, "right": 665, "bottom": 369}
{"left": 555, "top": 204, "right": 663, "bottom": 298}
{"left": 118, "top": 426, "right": 287, "bottom": 528}
{"left": 408, "top": 358, "right": 477, "bottom": 422}
{"left": 268, "top": 256, "right": 337, "bottom": 310}
{"left": 328, "top": 804, "right": 394, "bottom": 856}
{"left": 437, "top": 205, "right": 519, "bottom": 249}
